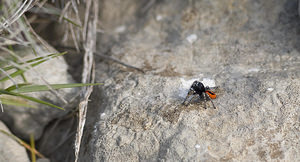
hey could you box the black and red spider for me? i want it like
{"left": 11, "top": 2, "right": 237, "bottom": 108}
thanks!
{"left": 182, "top": 80, "right": 216, "bottom": 109}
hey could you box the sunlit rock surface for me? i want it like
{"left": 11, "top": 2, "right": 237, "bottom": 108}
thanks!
{"left": 0, "top": 121, "right": 29, "bottom": 162}
{"left": 79, "top": 0, "right": 300, "bottom": 161}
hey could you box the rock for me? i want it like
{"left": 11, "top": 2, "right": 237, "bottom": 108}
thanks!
{"left": 78, "top": 0, "right": 300, "bottom": 161}
{"left": 0, "top": 47, "right": 77, "bottom": 140}
{"left": 37, "top": 158, "right": 50, "bottom": 162}
{"left": 0, "top": 121, "right": 29, "bottom": 162}
{"left": 299, "top": 0, "right": 300, "bottom": 16}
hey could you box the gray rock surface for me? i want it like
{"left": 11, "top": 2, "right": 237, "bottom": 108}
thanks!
{"left": 36, "top": 158, "right": 51, "bottom": 162}
{"left": 0, "top": 47, "right": 77, "bottom": 140}
{"left": 299, "top": 0, "right": 300, "bottom": 16}
{"left": 79, "top": 0, "right": 300, "bottom": 161}
{"left": 0, "top": 121, "right": 29, "bottom": 162}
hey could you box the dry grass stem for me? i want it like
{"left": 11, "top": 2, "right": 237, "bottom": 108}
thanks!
{"left": 75, "top": 0, "right": 98, "bottom": 161}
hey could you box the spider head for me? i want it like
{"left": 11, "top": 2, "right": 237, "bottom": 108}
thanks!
{"left": 190, "top": 81, "right": 205, "bottom": 95}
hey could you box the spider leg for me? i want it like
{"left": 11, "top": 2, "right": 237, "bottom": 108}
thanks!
{"left": 183, "top": 94, "right": 197, "bottom": 106}
{"left": 182, "top": 95, "right": 189, "bottom": 105}
{"left": 189, "top": 95, "right": 198, "bottom": 105}
{"left": 182, "top": 90, "right": 195, "bottom": 106}
{"left": 204, "top": 92, "right": 216, "bottom": 109}
{"left": 182, "top": 94, "right": 191, "bottom": 106}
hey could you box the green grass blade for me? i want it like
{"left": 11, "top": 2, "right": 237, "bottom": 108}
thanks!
{"left": 1, "top": 52, "right": 67, "bottom": 71}
{"left": 0, "top": 59, "right": 49, "bottom": 82}
{"left": 0, "top": 69, "right": 26, "bottom": 82}
{"left": 0, "top": 52, "right": 67, "bottom": 83}
{"left": 20, "top": 73, "right": 27, "bottom": 82}
{"left": 30, "top": 134, "right": 36, "bottom": 162}
{"left": 62, "top": 17, "right": 82, "bottom": 28}
{"left": 0, "top": 90, "right": 64, "bottom": 110}
{"left": 32, "top": 47, "right": 38, "bottom": 57}
{"left": 5, "top": 83, "right": 31, "bottom": 91}
{"left": 8, "top": 83, "right": 103, "bottom": 93}
{"left": 0, "top": 96, "right": 36, "bottom": 108}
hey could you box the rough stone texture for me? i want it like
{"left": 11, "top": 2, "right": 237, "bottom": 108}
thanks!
{"left": 0, "top": 47, "right": 77, "bottom": 140}
{"left": 36, "top": 158, "right": 51, "bottom": 162}
{"left": 0, "top": 121, "right": 30, "bottom": 162}
{"left": 299, "top": 0, "right": 300, "bottom": 16}
{"left": 79, "top": 0, "right": 300, "bottom": 161}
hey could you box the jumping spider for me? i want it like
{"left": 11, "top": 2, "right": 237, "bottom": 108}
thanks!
{"left": 182, "top": 80, "right": 216, "bottom": 109}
